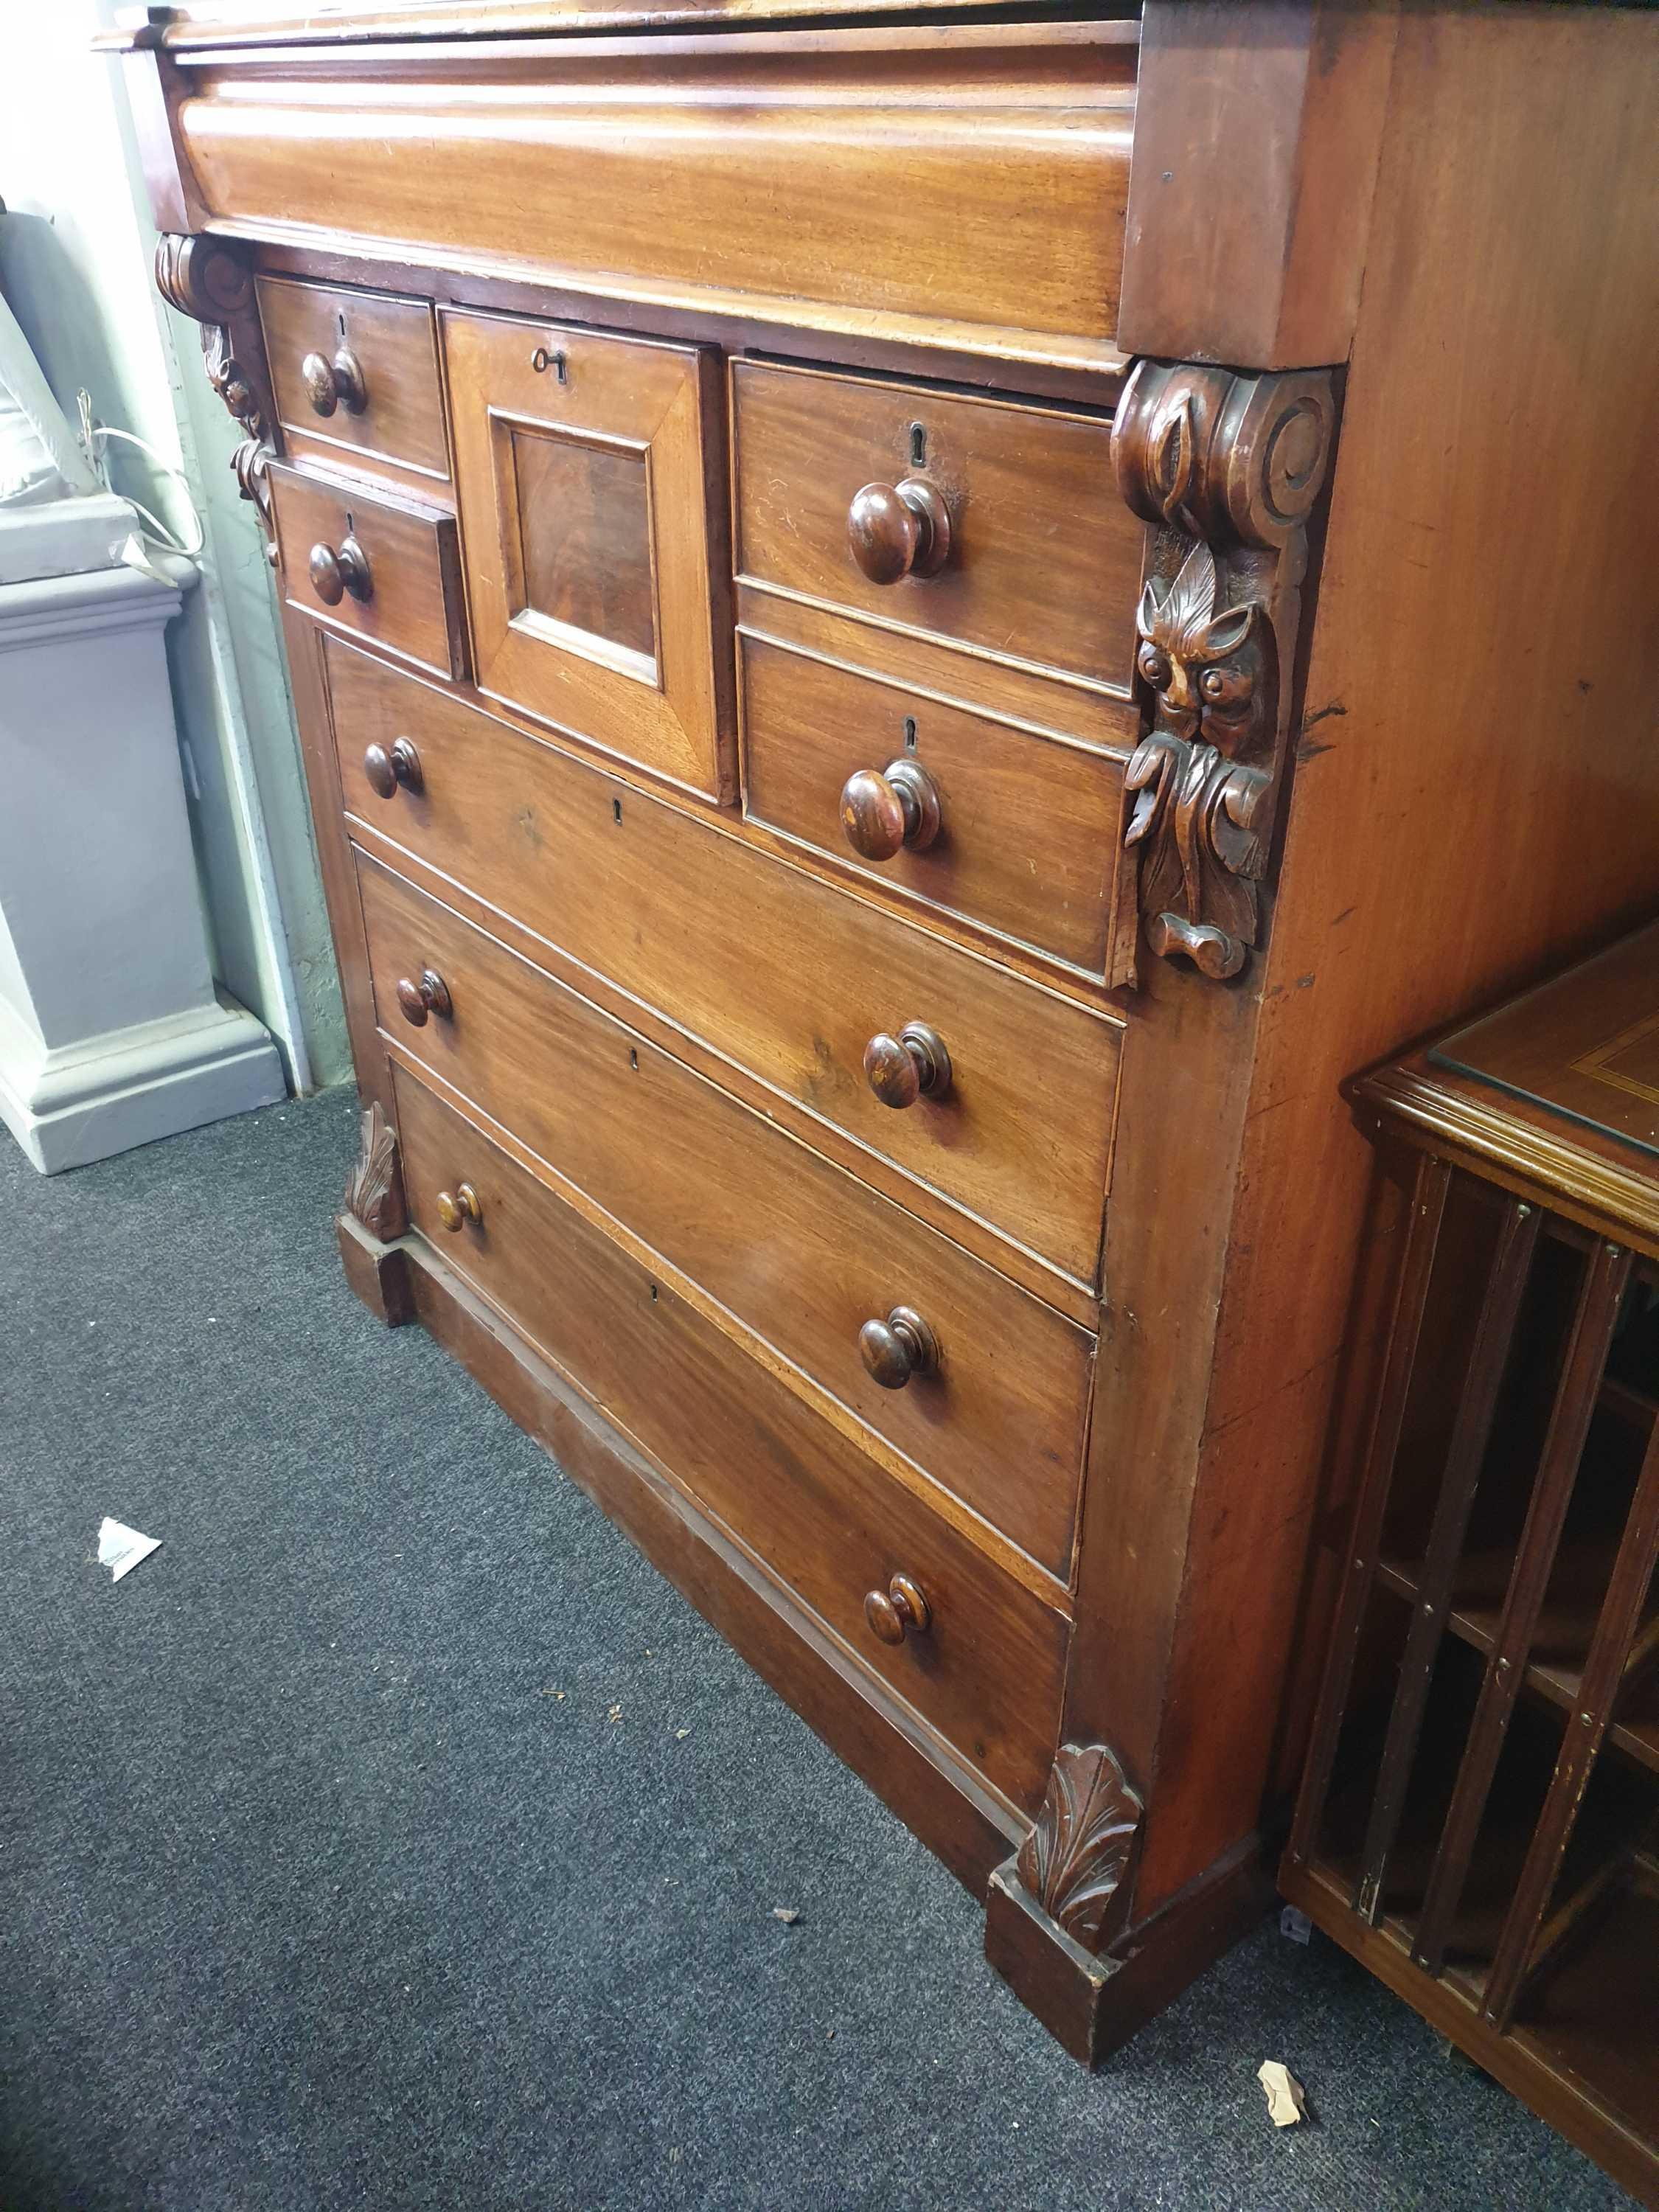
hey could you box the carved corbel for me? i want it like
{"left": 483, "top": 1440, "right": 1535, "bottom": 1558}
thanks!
{"left": 1111, "top": 361, "right": 1335, "bottom": 981}
{"left": 345, "top": 1102, "right": 408, "bottom": 1243}
{"left": 153, "top": 232, "right": 278, "bottom": 559}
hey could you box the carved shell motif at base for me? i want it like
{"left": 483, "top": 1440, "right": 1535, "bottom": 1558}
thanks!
{"left": 1112, "top": 361, "right": 1336, "bottom": 984}
{"left": 346, "top": 1103, "right": 408, "bottom": 1242}
{"left": 1016, "top": 1742, "right": 1144, "bottom": 1952}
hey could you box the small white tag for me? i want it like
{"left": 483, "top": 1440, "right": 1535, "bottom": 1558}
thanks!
{"left": 1280, "top": 1905, "right": 1313, "bottom": 1945}
{"left": 97, "top": 1517, "right": 161, "bottom": 1583}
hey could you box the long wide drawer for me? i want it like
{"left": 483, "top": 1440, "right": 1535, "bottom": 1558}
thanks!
{"left": 170, "top": 31, "right": 1137, "bottom": 373}
{"left": 326, "top": 639, "right": 1121, "bottom": 1287}
{"left": 392, "top": 1066, "right": 1069, "bottom": 1809}
{"left": 359, "top": 854, "right": 1092, "bottom": 1579}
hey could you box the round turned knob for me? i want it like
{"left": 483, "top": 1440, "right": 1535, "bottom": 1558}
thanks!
{"left": 434, "top": 1182, "right": 482, "bottom": 1233}
{"left": 859, "top": 1304, "right": 939, "bottom": 1391}
{"left": 308, "top": 534, "right": 372, "bottom": 607}
{"left": 841, "top": 759, "right": 942, "bottom": 862}
{"left": 847, "top": 478, "right": 953, "bottom": 585}
{"left": 394, "top": 968, "right": 452, "bottom": 1027}
{"left": 363, "top": 738, "right": 423, "bottom": 800}
{"left": 864, "top": 1573, "right": 931, "bottom": 1646}
{"left": 863, "top": 1023, "right": 952, "bottom": 1110}
{"left": 301, "top": 345, "right": 368, "bottom": 417}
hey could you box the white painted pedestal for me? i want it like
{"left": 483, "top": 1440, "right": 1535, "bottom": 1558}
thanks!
{"left": 0, "top": 553, "right": 284, "bottom": 1172}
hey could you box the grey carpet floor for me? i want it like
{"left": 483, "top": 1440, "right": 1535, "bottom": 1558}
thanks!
{"left": 0, "top": 1091, "right": 1635, "bottom": 2212}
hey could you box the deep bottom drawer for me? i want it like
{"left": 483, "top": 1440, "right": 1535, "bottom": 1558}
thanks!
{"left": 392, "top": 1066, "right": 1068, "bottom": 1811}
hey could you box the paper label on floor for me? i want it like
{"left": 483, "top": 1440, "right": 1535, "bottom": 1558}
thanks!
{"left": 97, "top": 1518, "right": 161, "bottom": 1582}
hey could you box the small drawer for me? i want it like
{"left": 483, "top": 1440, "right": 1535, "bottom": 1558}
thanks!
{"left": 269, "top": 463, "right": 467, "bottom": 681}
{"left": 731, "top": 359, "right": 1144, "bottom": 692}
{"left": 258, "top": 276, "right": 449, "bottom": 484}
{"left": 740, "top": 627, "right": 1135, "bottom": 982}
{"left": 359, "top": 854, "right": 1093, "bottom": 1579}
{"left": 393, "top": 1065, "right": 1068, "bottom": 1810}
{"left": 325, "top": 641, "right": 1121, "bottom": 1288}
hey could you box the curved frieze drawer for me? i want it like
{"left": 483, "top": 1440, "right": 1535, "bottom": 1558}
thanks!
{"left": 165, "top": 28, "right": 1136, "bottom": 375}
{"left": 358, "top": 853, "right": 1093, "bottom": 1580}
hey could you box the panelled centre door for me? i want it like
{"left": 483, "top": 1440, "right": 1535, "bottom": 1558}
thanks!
{"left": 443, "top": 309, "right": 733, "bottom": 801}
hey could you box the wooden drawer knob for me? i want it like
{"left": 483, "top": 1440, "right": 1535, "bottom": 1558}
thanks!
{"left": 847, "top": 478, "right": 952, "bottom": 585}
{"left": 863, "top": 1023, "right": 951, "bottom": 1110}
{"left": 434, "top": 1181, "right": 482, "bottom": 1233}
{"left": 864, "top": 1572, "right": 931, "bottom": 1646}
{"left": 308, "top": 534, "right": 372, "bottom": 607}
{"left": 394, "top": 967, "right": 451, "bottom": 1027}
{"left": 363, "top": 738, "right": 422, "bottom": 800}
{"left": 859, "top": 1304, "right": 939, "bottom": 1391}
{"left": 301, "top": 345, "right": 368, "bottom": 417}
{"left": 841, "top": 759, "right": 941, "bottom": 861}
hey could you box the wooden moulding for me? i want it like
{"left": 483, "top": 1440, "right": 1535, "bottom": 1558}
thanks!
{"left": 333, "top": 1202, "right": 1023, "bottom": 1894}
{"left": 102, "top": 1, "right": 1128, "bottom": 44}
{"left": 141, "top": 27, "right": 1138, "bottom": 378}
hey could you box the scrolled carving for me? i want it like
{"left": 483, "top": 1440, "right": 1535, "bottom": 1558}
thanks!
{"left": 1015, "top": 1742, "right": 1144, "bottom": 1953}
{"left": 345, "top": 1103, "right": 408, "bottom": 1242}
{"left": 1112, "top": 361, "right": 1335, "bottom": 983}
{"left": 154, "top": 233, "right": 277, "bottom": 558}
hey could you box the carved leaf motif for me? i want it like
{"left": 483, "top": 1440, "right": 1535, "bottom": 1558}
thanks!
{"left": 1123, "top": 731, "right": 1181, "bottom": 850}
{"left": 346, "top": 1105, "right": 406, "bottom": 1240}
{"left": 1016, "top": 1742, "right": 1143, "bottom": 1953}
{"left": 1152, "top": 392, "right": 1197, "bottom": 526}
{"left": 1156, "top": 538, "right": 1217, "bottom": 647}
{"left": 1113, "top": 358, "right": 1335, "bottom": 987}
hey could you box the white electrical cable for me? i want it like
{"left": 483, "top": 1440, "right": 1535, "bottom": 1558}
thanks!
{"left": 84, "top": 416, "right": 206, "bottom": 559}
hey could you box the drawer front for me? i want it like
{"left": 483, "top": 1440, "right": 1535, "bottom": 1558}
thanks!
{"left": 270, "top": 463, "right": 467, "bottom": 681}
{"left": 731, "top": 360, "right": 1144, "bottom": 691}
{"left": 393, "top": 1065, "right": 1068, "bottom": 1809}
{"left": 257, "top": 276, "right": 449, "bottom": 482}
{"left": 360, "top": 855, "right": 1091, "bottom": 1578}
{"left": 442, "top": 308, "right": 734, "bottom": 803}
{"left": 740, "top": 628, "right": 1133, "bottom": 980}
{"left": 173, "top": 36, "right": 1135, "bottom": 375}
{"left": 327, "top": 641, "right": 1119, "bottom": 1286}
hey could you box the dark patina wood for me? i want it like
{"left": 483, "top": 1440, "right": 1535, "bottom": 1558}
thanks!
{"left": 125, "top": 1, "right": 1659, "bottom": 2132}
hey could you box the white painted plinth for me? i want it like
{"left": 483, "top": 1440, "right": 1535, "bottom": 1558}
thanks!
{"left": 0, "top": 554, "right": 285, "bottom": 1173}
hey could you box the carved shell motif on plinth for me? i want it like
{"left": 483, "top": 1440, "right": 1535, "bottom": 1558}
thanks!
{"left": 1016, "top": 1742, "right": 1145, "bottom": 1952}
{"left": 1112, "top": 361, "right": 1336, "bottom": 984}
{"left": 346, "top": 1103, "right": 408, "bottom": 1243}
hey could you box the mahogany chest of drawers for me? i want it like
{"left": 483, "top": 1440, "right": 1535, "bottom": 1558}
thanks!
{"left": 116, "top": 0, "right": 1658, "bottom": 2059}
